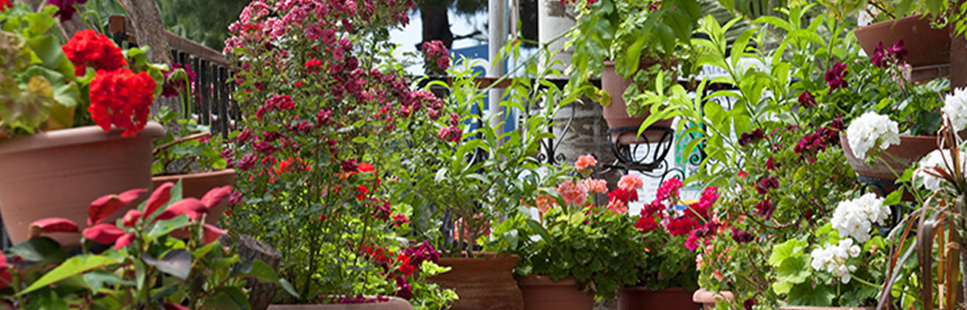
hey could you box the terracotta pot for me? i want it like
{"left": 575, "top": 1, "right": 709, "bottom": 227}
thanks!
{"left": 692, "top": 289, "right": 733, "bottom": 310}
{"left": 0, "top": 123, "right": 165, "bottom": 247}
{"left": 854, "top": 14, "right": 950, "bottom": 68}
{"left": 152, "top": 168, "right": 236, "bottom": 224}
{"left": 617, "top": 287, "right": 699, "bottom": 310}
{"left": 779, "top": 307, "right": 874, "bottom": 310}
{"left": 517, "top": 275, "right": 593, "bottom": 310}
{"left": 601, "top": 61, "right": 675, "bottom": 145}
{"left": 429, "top": 254, "right": 524, "bottom": 310}
{"left": 840, "top": 132, "right": 936, "bottom": 181}
{"left": 268, "top": 297, "right": 413, "bottom": 310}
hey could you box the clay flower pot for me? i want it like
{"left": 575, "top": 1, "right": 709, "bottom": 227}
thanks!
{"left": 617, "top": 287, "right": 700, "bottom": 310}
{"left": 429, "top": 253, "right": 524, "bottom": 310}
{"left": 854, "top": 14, "right": 949, "bottom": 68}
{"left": 840, "top": 133, "right": 936, "bottom": 181}
{"left": 0, "top": 123, "right": 164, "bottom": 247}
{"left": 152, "top": 168, "right": 236, "bottom": 224}
{"left": 517, "top": 275, "right": 593, "bottom": 310}
{"left": 268, "top": 297, "right": 413, "bottom": 310}
{"left": 692, "top": 289, "right": 733, "bottom": 310}
{"left": 601, "top": 61, "right": 675, "bottom": 145}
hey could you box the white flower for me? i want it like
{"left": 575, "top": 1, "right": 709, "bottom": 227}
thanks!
{"left": 943, "top": 87, "right": 967, "bottom": 131}
{"left": 846, "top": 112, "right": 900, "bottom": 160}
{"left": 830, "top": 193, "right": 891, "bottom": 243}
{"left": 916, "top": 149, "right": 967, "bottom": 191}
{"left": 810, "top": 239, "right": 861, "bottom": 284}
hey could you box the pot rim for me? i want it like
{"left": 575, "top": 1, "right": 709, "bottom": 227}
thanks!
{"left": 618, "top": 286, "right": 695, "bottom": 293}
{"left": 516, "top": 274, "right": 579, "bottom": 287}
{"left": 856, "top": 13, "right": 939, "bottom": 30}
{"left": 152, "top": 168, "right": 238, "bottom": 180}
{"left": 0, "top": 122, "right": 164, "bottom": 155}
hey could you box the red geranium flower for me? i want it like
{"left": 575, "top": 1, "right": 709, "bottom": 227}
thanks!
{"left": 62, "top": 30, "right": 126, "bottom": 76}
{"left": 0, "top": 0, "right": 11, "bottom": 11}
{"left": 88, "top": 68, "right": 156, "bottom": 137}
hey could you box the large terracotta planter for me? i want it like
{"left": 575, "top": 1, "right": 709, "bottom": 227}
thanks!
{"left": 268, "top": 297, "right": 413, "bottom": 310}
{"left": 840, "top": 133, "right": 936, "bottom": 181}
{"left": 0, "top": 123, "right": 164, "bottom": 246}
{"left": 692, "top": 289, "right": 733, "bottom": 310}
{"left": 617, "top": 287, "right": 699, "bottom": 310}
{"left": 601, "top": 61, "right": 675, "bottom": 145}
{"left": 517, "top": 275, "right": 593, "bottom": 310}
{"left": 152, "top": 168, "right": 236, "bottom": 224}
{"left": 854, "top": 14, "right": 949, "bottom": 68}
{"left": 429, "top": 254, "right": 524, "bottom": 310}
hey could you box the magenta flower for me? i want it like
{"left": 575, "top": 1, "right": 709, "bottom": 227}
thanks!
{"left": 47, "top": 0, "right": 89, "bottom": 22}
{"left": 887, "top": 39, "right": 907, "bottom": 61}
{"left": 798, "top": 90, "right": 817, "bottom": 108}
{"left": 755, "top": 177, "right": 779, "bottom": 195}
{"left": 871, "top": 42, "right": 888, "bottom": 68}
{"left": 738, "top": 128, "right": 765, "bottom": 146}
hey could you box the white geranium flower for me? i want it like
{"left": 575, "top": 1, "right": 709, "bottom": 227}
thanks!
{"left": 916, "top": 149, "right": 967, "bottom": 191}
{"left": 846, "top": 112, "right": 900, "bottom": 160}
{"left": 830, "top": 193, "right": 891, "bottom": 243}
{"left": 943, "top": 87, "right": 967, "bottom": 131}
{"left": 810, "top": 239, "right": 861, "bottom": 284}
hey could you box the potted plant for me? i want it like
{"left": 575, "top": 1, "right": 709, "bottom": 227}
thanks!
{"left": 0, "top": 181, "right": 282, "bottom": 309}
{"left": 223, "top": 0, "right": 457, "bottom": 309}
{"left": 483, "top": 155, "right": 647, "bottom": 310}
{"left": 564, "top": 0, "right": 701, "bottom": 144}
{"left": 151, "top": 105, "right": 235, "bottom": 225}
{"left": 0, "top": 3, "right": 168, "bottom": 246}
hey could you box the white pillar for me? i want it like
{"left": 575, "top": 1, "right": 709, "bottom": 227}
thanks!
{"left": 538, "top": 0, "right": 575, "bottom": 74}
{"left": 488, "top": 0, "right": 506, "bottom": 133}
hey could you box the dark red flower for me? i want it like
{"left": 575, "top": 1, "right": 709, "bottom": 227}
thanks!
{"left": 48, "top": 0, "right": 90, "bottom": 23}
{"left": 0, "top": 0, "right": 11, "bottom": 11}
{"left": 766, "top": 157, "right": 778, "bottom": 170}
{"left": 825, "top": 62, "right": 848, "bottom": 90}
{"left": 161, "top": 63, "right": 196, "bottom": 98}
{"left": 871, "top": 42, "right": 888, "bottom": 68}
{"left": 738, "top": 129, "right": 764, "bottom": 146}
{"left": 665, "top": 217, "right": 699, "bottom": 236}
{"left": 755, "top": 198, "right": 774, "bottom": 219}
{"left": 62, "top": 29, "right": 125, "bottom": 76}
{"left": 731, "top": 228, "right": 755, "bottom": 243}
{"left": 635, "top": 213, "right": 659, "bottom": 232}
{"left": 744, "top": 298, "right": 756, "bottom": 310}
{"left": 798, "top": 91, "right": 817, "bottom": 108}
{"left": 887, "top": 39, "right": 907, "bottom": 61}
{"left": 756, "top": 177, "right": 779, "bottom": 195}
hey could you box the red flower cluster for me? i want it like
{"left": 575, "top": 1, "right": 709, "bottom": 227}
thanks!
{"left": 755, "top": 177, "right": 779, "bottom": 195}
{"left": 62, "top": 30, "right": 126, "bottom": 77}
{"left": 421, "top": 40, "right": 450, "bottom": 70}
{"left": 437, "top": 113, "right": 462, "bottom": 143}
{"left": 256, "top": 94, "right": 296, "bottom": 120}
{"left": 48, "top": 0, "right": 89, "bottom": 22}
{"left": 88, "top": 68, "right": 156, "bottom": 137}
{"left": 738, "top": 128, "right": 764, "bottom": 146}
{"left": 360, "top": 240, "right": 439, "bottom": 300}
{"left": 798, "top": 90, "right": 817, "bottom": 108}
{"left": 0, "top": 0, "right": 11, "bottom": 11}
{"left": 637, "top": 178, "right": 721, "bottom": 251}
{"left": 794, "top": 125, "right": 839, "bottom": 163}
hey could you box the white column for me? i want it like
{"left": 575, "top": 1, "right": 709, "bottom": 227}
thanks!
{"left": 538, "top": 0, "right": 575, "bottom": 74}
{"left": 488, "top": 0, "right": 506, "bottom": 133}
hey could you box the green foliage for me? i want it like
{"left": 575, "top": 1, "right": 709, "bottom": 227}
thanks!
{"left": 151, "top": 107, "right": 228, "bottom": 176}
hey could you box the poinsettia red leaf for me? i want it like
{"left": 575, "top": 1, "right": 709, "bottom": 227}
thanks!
{"left": 117, "top": 189, "right": 146, "bottom": 205}
{"left": 114, "top": 233, "right": 135, "bottom": 250}
{"left": 164, "top": 303, "right": 189, "bottom": 310}
{"left": 122, "top": 210, "right": 142, "bottom": 228}
{"left": 28, "top": 218, "right": 79, "bottom": 239}
{"left": 200, "top": 186, "right": 233, "bottom": 209}
{"left": 88, "top": 194, "right": 122, "bottom": 226}
{"left": 0, "top": 253, "right": 10, "bottom": 270}
{"left": 358, "top": 162, "right": 375, "bottom": 172}
{"left": 145, "top": 182, "right": 174, "bottom": 217}
{"left": 82, "top": 224, "right": 126, "bottom": 245}
{"left": 202, "top": 224, "right": 226, "bottom": 245}
{"left": 155, "top": 198, "right": 207, "bottom": 222}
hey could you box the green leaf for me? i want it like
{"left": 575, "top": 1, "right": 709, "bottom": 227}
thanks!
{"left": 279, "top": 278, "right": 300, "bottom": 298}
{"left": 82, "top": 270, "right": 134, "bottom": 293}
{"left": 232, "top": 259, "right": 279, "bottom": 283}
{"left": 525, "top": 218, "right": 552, "bottom": 241}
{"left": 775, "top": 255, "right": 811, "bottom": 284}
{"left": 768, "top": 239, "right": 807, "bottom": 267}
{"left": 144, "top": 249, "right": 193, "bottom": 281}
{"left": 145, "top": 215, "right": 190, "bottom": 240}
{"left": 788, "top": 282, "right": 834, "bottom": 306}
{"left": 883, "top": 190, "right": 903, "bottom": 207}
{"left": 5, "top": 237, "right": 67, "bottom": 263}
{"left": 204, "top": 286, "right": 250, "bottom": 310}
{"left": 21, "top": 254, "right": 120, "bottom": 295}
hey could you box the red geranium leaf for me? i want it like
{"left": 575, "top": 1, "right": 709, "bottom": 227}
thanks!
{"left": 114, "top": 233, "right": 135, "bottom": 250}
{"left": 202, "top": 224, "right": 226, "bottom": 245}
{"left": 200, "top": 186, "right": 233, "bottom": 209}
{"left": 28, "top": 218, "right": 79, "bottom": 239}
{"left": 155, "top": 198, "right": 207, "bottom": 223}
{"left": 0, "top": 253, "right": 9, "bottom": 270}
{"left": 145, "top": 182, "right": 174, "bottom": 217}
{"left": 83, "top": 224, "right": 125, "bottom": 245}
{"left": 122, "top": 210, "right": 142, "bottom": 228}
{"left": 88, "top": 188, "right": 145, "bottom": 226}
